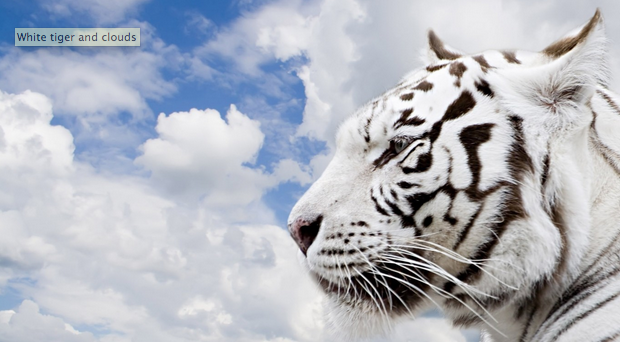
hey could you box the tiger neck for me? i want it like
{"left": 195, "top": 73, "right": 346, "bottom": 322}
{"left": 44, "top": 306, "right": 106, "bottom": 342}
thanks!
{"left": 582, "top": 119, "right": 620, "bottom": 271}
{"left": 582, "top": 91, "right": 620, "bottom": 267}
{"left": 484, "top": 90, "right": 620, "bottom": 342}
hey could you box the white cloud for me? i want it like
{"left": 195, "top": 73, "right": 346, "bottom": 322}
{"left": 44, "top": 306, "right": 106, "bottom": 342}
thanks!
{"left": 0, "top": 24, "right": 183, "bottom": 172}
{"left": 184, "top": 13, "right": 215, "bottom": 36}
{"left": 194, "top": 0, "right": 320, "bottom": 77}
{"left": 0, "top": 47, "right": 175, "bottom": 123}
{"left": 0, "top": 310, "right": 15, "bottom": 324}
{"left": 0, "top": 89, "right": 326, "bottom": 342}
{"left": 135, "top": 105, "right": 310, "bottom": 211}
{"left": 0, "top": 300, "right": 97, "bottom": 342}
{"left": 0, "top": 90, "right": 73, "bottom": 178}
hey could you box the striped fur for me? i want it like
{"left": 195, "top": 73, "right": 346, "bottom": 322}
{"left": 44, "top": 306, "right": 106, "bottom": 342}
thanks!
{"left": 289, "top": 10, "right": 620, "bottom": 342}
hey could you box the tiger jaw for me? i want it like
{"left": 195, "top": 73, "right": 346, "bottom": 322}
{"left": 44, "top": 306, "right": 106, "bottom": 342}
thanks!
{"left": 303, "top": 225, "right": 436, "bottom": 313}
{"left": 310, "top": 257, "right": 431, "bottom": 313}
{"left": 295, "top": 207, "right": 477, "bottom": 321}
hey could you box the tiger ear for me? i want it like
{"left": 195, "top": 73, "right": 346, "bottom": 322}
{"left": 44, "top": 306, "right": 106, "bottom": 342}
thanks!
{"left": 541, "top": 9, "right": 604, "bottom": 61}
{"left": 495, "top": 10, "right": 609, "bottom": 121}
{"left": 427, "top": 30, "right": 463, "bottom": 63}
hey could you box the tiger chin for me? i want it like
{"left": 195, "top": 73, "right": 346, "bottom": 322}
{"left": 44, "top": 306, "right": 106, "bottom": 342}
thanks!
{"left": 288, "top": 9, "right": 620, "bottom": 342}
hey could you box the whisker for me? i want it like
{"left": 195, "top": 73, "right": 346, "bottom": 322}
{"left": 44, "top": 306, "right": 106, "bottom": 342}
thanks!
{"left": 353, "top": 268, "right": 393, "bottom": 330}
{"left": 382, "top": 251, "right": 497, "bottom": 298}
{"left": 367, "top": 266, "right": 441, "bottom": 311}
{"left": 386, "top": 244, "right": 519, "bottom": 291}
{"left": 378, "top": 257, "right": 504, "bottom": 335}
{"left": 388, "top": 238, "right": 519, "bottom": 271}
{"left": 367, "top": 267, "right": 418, "bottom": 320}
{"left": 353, "top": 246, "right": 395, "bottom": 310}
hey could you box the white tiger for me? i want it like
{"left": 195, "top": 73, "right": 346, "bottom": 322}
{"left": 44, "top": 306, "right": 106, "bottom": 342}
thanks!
{"left": 288, "top": 9, "right": 620, "bottom": 342}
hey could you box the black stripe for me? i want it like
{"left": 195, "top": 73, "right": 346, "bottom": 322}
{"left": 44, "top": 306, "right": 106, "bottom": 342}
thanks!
{"left": 597, "top": 89, "right": 620, "bottom": 115}
{"left": 598, "top": 329, "right": 620, "bottom": 342}
{"left": 373, "top": 149, "right": 392, "bottom": 169}
{"left": 394, "top": 108, "right": 425, "bottom": 129}
{"left": 439, "top": 183, "right": 458, "bottom": 226}
{"left": 414, "top": 80, "right": 434, "bottom": 92}
{"left": 459, "top": 123, "right": 494, "bottom": 199}
{"left": 453, "top": 313, "right": 482, "bottom": 327}
{"left": 449, "top": 62, "right": 467, "bottom": 79}
{"left": 400, "top": 93, "right": 415, "bottom": 101}
{"left": 402, "top": 152, "right": 432, "bottom": 173}
{"left": 551, "top": 291, "right": 620, "bottom": 342}
{"left": 477, "top": 290, "right": 514, "bottom": 310}
{"left": 442, "top": 91, "right": 476, "bottom": 121}
{"left": 472, "top": 55, "right": 491, "bottom": 72}
{"left": 450, "top": 115, "right": 532, "bottom": 289}
{"left": 363, "top": 116, "right": 372, "bottom": 143}
{"left": 401, "top": 108, "right": 413, "bottom": 117}
{"left": 452, "top": 205, "right": 482, "bottom": 251}
{"left": 577, "top": 229, "right": 620, "bottom": 284}
{"left": 370, "top": 191, "right": 391, "bottom": 217}
{"left": 590, "top": 111, "right": 620, "bottom": 176}
{"left": 475, "top": 79, "right": 494, "bottom": 98}
{"left": 426, "top": 63, "right": 448, "bottom": 72}
{"left": 502, "top": 51, "right": 521, "bottom": 64}
{"left": 549, "top": 197, "right": 569, "bottom": 283}
{"left": 507, "top": 116, "right": 534, "bottom": 174}
{"left": 540, "top": 154, "right": 550, "bottom": 191}
{"left": 519, "top": 304, "right": 538, "bottom": 342}
{"left": 400, "top": 215, "right": 416, "bottom": 230}
{"left": 384, "top": 198, "right": 404, "bottom": 216}
{"left": 444, "top": 293, "right": 468, "bottom": 309}
{"left": 429, "top": 121, "right": 443, "bottom": 142}
{"left": 397, "top": 181, "right": 419, "bottom": 189}
{"left": 543, "top": 264, "right": 620, "bottom": 332}
{"left": 406, "top": 190, "right": 439, "bottom": 214}
{"left": 428, "top": 30, "right": 462, "bottom": 60}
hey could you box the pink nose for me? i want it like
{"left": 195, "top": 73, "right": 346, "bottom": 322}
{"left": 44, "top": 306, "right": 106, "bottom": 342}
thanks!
{"left": 289, "top": 215, "right": 323, "bottom": 256}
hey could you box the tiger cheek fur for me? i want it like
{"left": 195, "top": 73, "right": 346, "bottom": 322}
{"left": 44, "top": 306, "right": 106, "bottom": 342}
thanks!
{"left": 289, "top": 10, "right": 620, "bottom": 342}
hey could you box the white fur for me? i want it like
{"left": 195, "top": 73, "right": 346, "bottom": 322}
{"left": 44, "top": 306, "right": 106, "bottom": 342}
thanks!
{"left": 289, "top": 11, "right": 620, "bottom": 342}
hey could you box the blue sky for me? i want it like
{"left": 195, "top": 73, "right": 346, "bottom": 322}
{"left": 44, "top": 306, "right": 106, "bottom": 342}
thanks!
{"left": 0, "top": 1, "right": 619, "bottom": 341}
{"left": 0, "top": 0, "right": 318, "bottom": 226}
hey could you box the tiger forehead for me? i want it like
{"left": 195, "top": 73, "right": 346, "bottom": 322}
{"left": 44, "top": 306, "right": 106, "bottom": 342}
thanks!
{"left": 356, "top": 57, "right": 493, "bottom": 143}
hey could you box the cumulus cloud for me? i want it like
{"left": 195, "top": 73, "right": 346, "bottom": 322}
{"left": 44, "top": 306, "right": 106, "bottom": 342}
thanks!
{"left": 0, "top": 47, "right": 175, "bottom": 123}
{"left": 136, "top": 105, "right": 265, "bottom": 199}
{"left": 194, "top": 0, "right": 320, "bottom": 77}
{"left": 0, "top": 90, "right": 73, "bottom": 177}
{"left": 0, "top": 300, "right": 97, "bottom": 342}
{"left": 0, "top": 89, "right": 329, "bottom": 342}
{"left": 0, "top": 21, "right": 185, "bottom": 172}
{"left": 135, "top": 105, "right": 311, "bottom": 211}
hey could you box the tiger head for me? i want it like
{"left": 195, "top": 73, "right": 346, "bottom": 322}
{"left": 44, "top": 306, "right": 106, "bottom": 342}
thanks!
{"left": 288, "top": 10, "right": 608, "bottom": 339}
